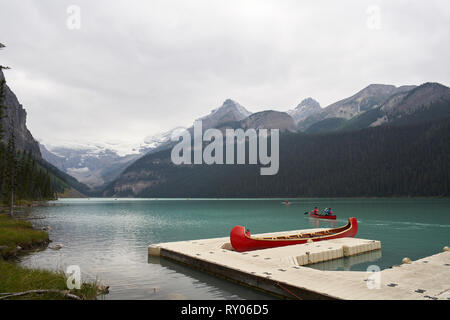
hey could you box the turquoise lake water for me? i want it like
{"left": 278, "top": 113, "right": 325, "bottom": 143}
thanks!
{"left": 17, "top": 198, "right": 450, "bottom": 299}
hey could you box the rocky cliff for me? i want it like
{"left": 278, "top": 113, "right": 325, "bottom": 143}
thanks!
{"left": 0, "top": 69, "right": 41, "bottom": 157}
{"left": 297, "top": 84, "right": 417, "bottom": 131}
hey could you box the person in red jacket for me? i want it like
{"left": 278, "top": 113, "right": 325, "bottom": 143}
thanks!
{"left": 311, "top": 207, "right": 319, "bottom": 215}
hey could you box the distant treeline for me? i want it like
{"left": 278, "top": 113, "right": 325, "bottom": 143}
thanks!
{"left": 106, "top": 117, "right": 450, "bottom": 198}
{"left": 0, "top": 78, "right": 56, "bottom": 205}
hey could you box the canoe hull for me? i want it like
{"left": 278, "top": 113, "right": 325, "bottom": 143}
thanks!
{"left": 309, "top": 212, "right": 337, "bottom": 220}
{"left": 230, "top": 217, "right": 358, "bottom": 252}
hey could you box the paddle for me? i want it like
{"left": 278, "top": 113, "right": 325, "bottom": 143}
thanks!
{"left": 304, "top": 211, "right": 309, "bottom": 215}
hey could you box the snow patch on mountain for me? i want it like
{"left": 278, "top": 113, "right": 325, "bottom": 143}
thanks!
{"left": 287, "top": 97, "right": 322, "bottom": 124}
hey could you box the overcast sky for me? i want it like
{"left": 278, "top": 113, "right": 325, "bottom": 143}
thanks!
{"left": 1, "top": 0, "right": 449, "bottom": 150}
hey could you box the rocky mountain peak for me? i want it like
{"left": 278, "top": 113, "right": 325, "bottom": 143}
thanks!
{"left": 380, "top": 82, "right": 450, "bottom": 116}
{"left": 363, "top": 83, "right": 396, "bottom": 92}
{"left": 416, "top": 82, "right": 447, "bottom": 90}
{"left": 219, "top": 99, "right": 252, "bottom": 117}
{"left": 288, "top": 97, "right": 321, "bottom": 124}
{"left": 318, "top": 83, "right": 417, "bottom": 121}
{"left": 222, "top": 98, "right": 238, "bottom": 106}
{"left": 198, "top": 99, "right": 252, "bottom": 129}
{"left": 296, "top": 97, "right": 321, "bottom": 111}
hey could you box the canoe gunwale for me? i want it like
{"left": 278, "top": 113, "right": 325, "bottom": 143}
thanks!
{"left": 309, "top": 212, "right": 337, "bottom": 220}
{"left": 251, "top": 219, "right": 353, "bottom": 242}
{"left": 230, "top": 218, "right": 358, "bottom": 252}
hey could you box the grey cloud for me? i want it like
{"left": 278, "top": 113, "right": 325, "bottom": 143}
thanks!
{"left": 0, "top": 0, "right": 449, "bottom": 148}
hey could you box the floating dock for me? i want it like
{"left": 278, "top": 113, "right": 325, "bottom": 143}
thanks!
{"left": 148, "top": 228, "right": 450, "bottom": 300}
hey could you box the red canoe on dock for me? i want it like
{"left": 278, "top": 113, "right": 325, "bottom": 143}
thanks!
{"left": 230, "top": 217, "right": 358, "bottom": 252}
{"left": 309, "top": 212, "right": 337, "bottom": 220}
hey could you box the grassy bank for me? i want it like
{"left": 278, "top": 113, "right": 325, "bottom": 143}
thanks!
{"left": 0, "top": 213, "right": 104, "bottom": 300}
{"left": 0, "top": 260, "right": 99, "bottom": 300}
{"left": 0, "top": 214, "right": 49, "bottom": 259}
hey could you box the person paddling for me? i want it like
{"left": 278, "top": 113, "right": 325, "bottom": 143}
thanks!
{"left": 304, "top": 206, "right": 322, "bottom": 216}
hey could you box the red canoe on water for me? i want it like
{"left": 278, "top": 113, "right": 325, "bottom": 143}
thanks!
{"left": 309, "top": 212, "right": 337, "bottom": 220}
{"left": 230, "top": 217, "right": 358, "bottom": 252}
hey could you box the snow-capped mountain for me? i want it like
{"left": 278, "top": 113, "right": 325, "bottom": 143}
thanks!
{"left": 39, "top": 127, "right": 186, "bottom": 189}
{"left": 39, "top": 83, "right": 450, "bottom": 194}
{"left": 39, "top": 142, "right": 140, "bottom": 188}
{"left": 39, "top": 99, "right": 253, "bottom": 190}
{"left": 139, "top": 126, "right": 187, "bottom": 154}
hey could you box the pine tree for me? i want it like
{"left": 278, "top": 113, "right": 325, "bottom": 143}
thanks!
{"left": 4, "top": 124, "right": 17, "bottom": 215}
{"left": 0, "top": 42, "right": 7, "bottom": 203}
{"left": 0, "top": 43, "right": 57, "bottom": 206}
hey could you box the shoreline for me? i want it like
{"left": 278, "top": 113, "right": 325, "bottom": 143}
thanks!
{"left": 0, "top": 213, "right": 50, "bottom": 259}
{"left": 0, "top": 199, "right": 56, "bottom": 212}
{"left": 0, "top": 211, "right": 107, "bottom": 300}
{"left": 53, "top": 196, "right": 450, "bottom": 200}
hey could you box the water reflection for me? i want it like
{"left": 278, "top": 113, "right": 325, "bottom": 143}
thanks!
{"left": 148, "top": 256, "right": 275, "bottom": 300}
{"left": 309, "top": 217, "right": 337, "bottom": 228}
{"left": 308, "top": 250, "right": 382, "bottom": 271}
